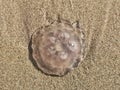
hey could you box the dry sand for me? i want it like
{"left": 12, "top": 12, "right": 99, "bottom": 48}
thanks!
{"left": 0, "top": 0, "right": 120, "bottom": 90}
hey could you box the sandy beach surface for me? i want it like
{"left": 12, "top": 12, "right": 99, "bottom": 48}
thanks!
{"left": 0, "top": 0, "right": 120, "bottom": 90}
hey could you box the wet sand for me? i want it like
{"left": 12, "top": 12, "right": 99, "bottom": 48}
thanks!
{"left": 0, "top": 0, "right": 120, "bottom": 90}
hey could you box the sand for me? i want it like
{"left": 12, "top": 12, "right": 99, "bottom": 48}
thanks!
{"left": 0, "top": 0, "right": 120, "bottom": 90}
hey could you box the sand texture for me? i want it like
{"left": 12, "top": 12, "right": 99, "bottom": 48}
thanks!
{"left": 0, "top": 0, "right": 120, "bottom": 90}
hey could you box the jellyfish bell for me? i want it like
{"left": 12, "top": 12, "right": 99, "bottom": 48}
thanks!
{"left": 31, "top": 17, "right": 85, "bottom": 76}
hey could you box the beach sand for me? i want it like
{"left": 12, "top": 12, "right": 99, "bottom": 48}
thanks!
{"left": 0, "top": 0, "right": 120, "bottom": 90}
